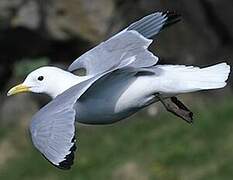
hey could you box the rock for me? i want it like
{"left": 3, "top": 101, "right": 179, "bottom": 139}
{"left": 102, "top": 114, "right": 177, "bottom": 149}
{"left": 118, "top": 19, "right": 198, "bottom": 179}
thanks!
{"left": 0, "top": 0, "right": 39, "bottom": 30}
{"left": 11, "top": 0, "right": 40, "bottom": 29}
{"left": 46, "top": 0, "right": 115, "bottom": 41}
{"left": 0, "top": 0, "right": 116, "bottom": 42}
{"left": 0, "top": 0, "right": 21, "bottom": 28}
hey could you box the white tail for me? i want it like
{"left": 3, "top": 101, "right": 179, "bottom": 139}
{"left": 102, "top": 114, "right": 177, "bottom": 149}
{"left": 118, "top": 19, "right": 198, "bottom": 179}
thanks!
{"left": 157, "top": 62, "right": 231, "bottom": 93}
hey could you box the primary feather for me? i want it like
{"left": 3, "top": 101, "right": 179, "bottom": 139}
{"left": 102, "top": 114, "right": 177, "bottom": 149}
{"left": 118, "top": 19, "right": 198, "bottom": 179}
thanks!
{"left": 128, "top": 11, "right": 181, "bottom": 38}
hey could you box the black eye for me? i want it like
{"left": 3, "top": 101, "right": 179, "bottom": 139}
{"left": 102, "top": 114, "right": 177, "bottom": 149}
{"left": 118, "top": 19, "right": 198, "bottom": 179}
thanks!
{"left": 38, "top": 76, "right": 44, "bottom": 81}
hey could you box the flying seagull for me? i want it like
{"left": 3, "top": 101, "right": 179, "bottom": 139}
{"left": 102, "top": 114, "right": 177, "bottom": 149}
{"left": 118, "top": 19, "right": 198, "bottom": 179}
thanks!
{"left": 7, "top": 11, "right": 230, "bottom": 169}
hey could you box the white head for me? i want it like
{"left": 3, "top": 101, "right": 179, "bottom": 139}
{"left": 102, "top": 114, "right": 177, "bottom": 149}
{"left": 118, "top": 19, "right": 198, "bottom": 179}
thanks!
{"left": 7, "top": 66, "right": 85, "bottom": 98}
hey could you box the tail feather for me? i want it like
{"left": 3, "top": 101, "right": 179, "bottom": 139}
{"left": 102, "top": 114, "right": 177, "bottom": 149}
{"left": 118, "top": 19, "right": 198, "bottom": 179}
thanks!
{"left": 157, "top": 63, "right": 230, "bottom": 93}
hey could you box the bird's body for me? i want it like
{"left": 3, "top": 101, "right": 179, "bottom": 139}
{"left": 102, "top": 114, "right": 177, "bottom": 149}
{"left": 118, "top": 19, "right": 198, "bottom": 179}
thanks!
{"left": 74, "top": 63, "right": 230, "bottom": 124}
{"left": 28, "top": 63, "right": 229, "bottom": 125}
{"left": 7, "top": 11, "right": 231, "bottom": 169}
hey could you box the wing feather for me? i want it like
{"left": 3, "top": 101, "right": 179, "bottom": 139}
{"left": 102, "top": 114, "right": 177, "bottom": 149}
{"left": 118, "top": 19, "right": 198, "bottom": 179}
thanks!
{"left": 29, "top": 65, "right": 131, "bottom": 169}
{"left": 29, "top": 74, "right": 103, "bottom": 169}
{"left": 68, "top": 31, "right": 158, "bottom": 75}
{"left": 68, "top": 11, "right": 181, "bottom": 76}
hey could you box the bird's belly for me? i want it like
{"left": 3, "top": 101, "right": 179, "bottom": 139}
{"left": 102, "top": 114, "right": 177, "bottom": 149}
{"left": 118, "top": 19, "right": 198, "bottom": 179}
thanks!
{"left": 74, "top": 74, "right": 163, "bottom": 125}
{"left": 75, "top": 99, "right": 139, "bottom": 124}
{"left": 75, "top": 79, "right": 157, "bottom": 124}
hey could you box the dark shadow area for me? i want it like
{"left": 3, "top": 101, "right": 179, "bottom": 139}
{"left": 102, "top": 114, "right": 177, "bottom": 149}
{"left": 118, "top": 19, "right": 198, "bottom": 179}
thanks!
{"left": 0, "top": 27, "right": 91, "bottom": 90}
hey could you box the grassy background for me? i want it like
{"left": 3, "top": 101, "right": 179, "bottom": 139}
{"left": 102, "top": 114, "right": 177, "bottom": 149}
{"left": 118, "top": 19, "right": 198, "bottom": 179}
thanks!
{"left": 0, "top": 96, "right": 233, "bottom": 180}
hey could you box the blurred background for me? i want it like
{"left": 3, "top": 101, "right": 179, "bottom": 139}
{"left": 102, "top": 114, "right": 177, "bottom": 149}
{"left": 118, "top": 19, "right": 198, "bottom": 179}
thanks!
{"left": 0, "top": 0, "right": 233, "bottom": 179}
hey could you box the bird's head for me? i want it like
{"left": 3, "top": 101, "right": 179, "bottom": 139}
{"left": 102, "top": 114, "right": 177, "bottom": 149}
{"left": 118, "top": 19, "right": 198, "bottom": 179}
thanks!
{"left": 7, "top": 66, "right": 82, "bottom": 98}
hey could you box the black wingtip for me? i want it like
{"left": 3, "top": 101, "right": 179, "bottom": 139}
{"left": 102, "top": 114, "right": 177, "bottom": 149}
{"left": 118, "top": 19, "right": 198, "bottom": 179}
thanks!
{"left": 57, "top": 144, "right": 76, "bottom": 170}
{"left": 42, "top": 136, "right": 77, "bottom": 170}
{"left": 162, "top": 11, "right": 182, "bottom": 29}
{"left": 57, "top": 136, "right": 77, "bottom": 170}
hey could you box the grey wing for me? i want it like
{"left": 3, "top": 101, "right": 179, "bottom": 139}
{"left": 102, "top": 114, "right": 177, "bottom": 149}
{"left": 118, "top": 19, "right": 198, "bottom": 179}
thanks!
{"left": 127, "top": 11, "right": 181, "bottom": 38}
{"left": 30, "top": 101, "right": 76, "bottom": 170}
{"left": 29, "top": 64, "right": 155, "bottom": 169}
{"left": 68, "top": 11, "right": 180, "bottom": 76}
{"left": 68, "top": 31, "right": 158, "bottom": 76}
{"left": 29, "top": 75, "right": 102, "bottom": 169}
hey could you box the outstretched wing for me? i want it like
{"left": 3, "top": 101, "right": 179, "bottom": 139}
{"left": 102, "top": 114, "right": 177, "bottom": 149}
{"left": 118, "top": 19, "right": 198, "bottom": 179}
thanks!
{"left": 30, "top": 99, "right": 76, "bottom": 170}
{"left": 68, "top": 31, "right": 157, "bottom": 76}
{"left": 29, "top": 74, "right": 104, "bottom": 169}
{"left": 29, "top": 62, "right": 136, "bottom": 169}
{"left": 68, "top": 11, "right": 181, "bottom": 76}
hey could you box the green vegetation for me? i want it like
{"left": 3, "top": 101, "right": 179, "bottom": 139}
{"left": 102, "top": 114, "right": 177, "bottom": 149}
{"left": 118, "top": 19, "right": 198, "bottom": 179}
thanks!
{"left": 0, "top": 97, "right": 233, "bottom": 180}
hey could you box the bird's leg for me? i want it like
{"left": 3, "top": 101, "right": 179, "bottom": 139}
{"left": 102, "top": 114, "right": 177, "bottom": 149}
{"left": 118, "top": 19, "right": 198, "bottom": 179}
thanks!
{"left": 155, "top": 94, "right": 193, "bottom": 124}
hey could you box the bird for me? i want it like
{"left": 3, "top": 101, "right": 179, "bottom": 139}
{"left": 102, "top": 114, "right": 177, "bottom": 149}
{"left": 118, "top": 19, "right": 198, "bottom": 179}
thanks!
{"left": 7, "top": 11, "right": 230, "bottom": 170}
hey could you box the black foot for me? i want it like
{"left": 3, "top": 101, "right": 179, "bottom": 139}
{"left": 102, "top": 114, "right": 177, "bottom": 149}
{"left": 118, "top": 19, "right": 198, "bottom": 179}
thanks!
{"left": 156, "top": 94, "right": 193, "bottom": 124}
{"left": 170, "top": 97, "right": 193, "bottom": 124}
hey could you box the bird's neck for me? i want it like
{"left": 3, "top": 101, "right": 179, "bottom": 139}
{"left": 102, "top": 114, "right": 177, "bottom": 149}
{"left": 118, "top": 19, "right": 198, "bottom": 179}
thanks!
{"left": 47, "top": 72, "right": 90, "bottom": 99}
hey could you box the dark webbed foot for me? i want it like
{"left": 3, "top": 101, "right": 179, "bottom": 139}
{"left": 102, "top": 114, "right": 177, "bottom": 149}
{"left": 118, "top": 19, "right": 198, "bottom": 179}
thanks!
{"left": 156, "top": 94, "right": 193, "bottom": 124}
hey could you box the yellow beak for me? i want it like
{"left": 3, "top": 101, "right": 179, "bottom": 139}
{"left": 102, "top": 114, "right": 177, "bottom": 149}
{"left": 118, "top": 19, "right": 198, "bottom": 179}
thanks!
{"left": 7, "top": 83, "right": 31, "bottom": 96}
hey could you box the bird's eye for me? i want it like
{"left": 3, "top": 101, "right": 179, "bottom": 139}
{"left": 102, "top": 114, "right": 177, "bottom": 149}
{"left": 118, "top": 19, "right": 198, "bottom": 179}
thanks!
{"left": 38, "top": 76, "right": 44, "bottom": 81}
